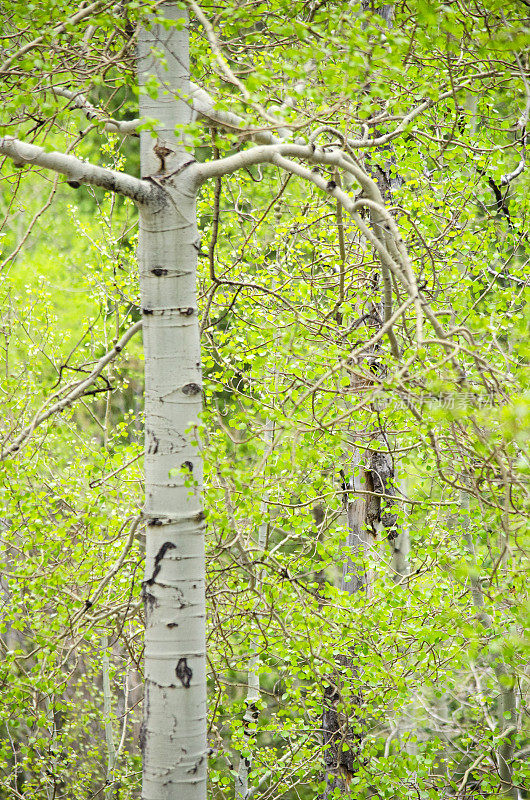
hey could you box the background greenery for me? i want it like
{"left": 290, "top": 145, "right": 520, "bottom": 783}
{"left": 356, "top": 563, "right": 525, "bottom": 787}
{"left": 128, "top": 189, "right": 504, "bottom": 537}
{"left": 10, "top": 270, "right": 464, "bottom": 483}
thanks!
{"left": 0, "top": 1, "right": 528, "bottom": 798}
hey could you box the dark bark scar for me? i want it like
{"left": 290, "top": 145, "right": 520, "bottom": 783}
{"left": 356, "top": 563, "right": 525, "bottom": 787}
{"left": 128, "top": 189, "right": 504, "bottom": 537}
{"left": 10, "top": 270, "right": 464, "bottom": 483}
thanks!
{"left": 143, "top": 541, "right": 176, "bottom": 587}
{"left": 175, "top": 657, "right": 193, "bottom": 688}
{"left": 182, "top": 382, "right": 201, "bottom": 395}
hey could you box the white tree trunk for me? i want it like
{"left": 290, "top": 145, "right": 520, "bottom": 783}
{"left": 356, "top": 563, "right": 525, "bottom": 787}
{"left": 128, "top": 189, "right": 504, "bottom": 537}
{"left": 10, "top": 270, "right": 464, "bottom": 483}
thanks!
{"left": 235, "top": 417, "right": 274, "bottom": 798}
{"left": 137, "top": 6, "right": 207, "bottom": 799}
{"left": 341, "top": 451, "right": 375, "bottom": 596}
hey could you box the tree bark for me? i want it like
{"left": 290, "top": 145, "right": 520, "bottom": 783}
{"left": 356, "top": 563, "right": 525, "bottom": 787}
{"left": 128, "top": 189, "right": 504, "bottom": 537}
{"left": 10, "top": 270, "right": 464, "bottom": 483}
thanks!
{"left": 0, "top": 136, "right": 150, "bottom": 202}
{"left": 137, "top": 6, "right": 207, "bottom": 799}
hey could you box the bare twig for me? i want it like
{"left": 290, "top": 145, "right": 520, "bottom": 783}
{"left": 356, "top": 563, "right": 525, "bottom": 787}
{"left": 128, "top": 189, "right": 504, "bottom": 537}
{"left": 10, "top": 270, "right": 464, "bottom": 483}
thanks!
{"left": 1, "top": 321, "right": 142, "bottom": 459}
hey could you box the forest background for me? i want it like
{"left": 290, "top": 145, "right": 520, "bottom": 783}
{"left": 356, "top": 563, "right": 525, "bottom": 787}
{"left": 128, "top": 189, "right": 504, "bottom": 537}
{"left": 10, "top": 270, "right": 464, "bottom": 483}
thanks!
{"left": 0, "top": 1, "right": 529, "bottom": 799}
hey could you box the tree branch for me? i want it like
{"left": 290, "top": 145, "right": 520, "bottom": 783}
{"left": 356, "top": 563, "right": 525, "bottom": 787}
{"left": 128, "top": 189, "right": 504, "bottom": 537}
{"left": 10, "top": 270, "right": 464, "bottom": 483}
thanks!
{"left": 51, "top": 65, "right": 494, "bottom": 157}
{"left": 186, "top": 69, "right": 495, "bottom": 151}
{"left": 189, "top": 82, "right": 291, "bottom": 143}
{"left": 51, "top": 86, "right": 141, "bottom": 136}
{"left": 0, "top": 136, "right": 154, "bottom": 203}
{"left": 500, "top": 157, "right": 526, "bottom": 185}
{"left": 184, "top": 0, "right": 286, "bottom": 128}
{"left": 72, "top": 516, "right": 142, "bottom": 624}
{"left": 0, "top": 0, "right": 108, "bottom": 74}
{"left": 48, "top": 77, "right": 294, "bottom": 144}
{"left": 1, "top": 321, "right": 142, "bottom": 460}
{"left": 48, "top": 77, "right": 293, "bottom": 144}
{"left": 197, "top": 141, "right": 429, "bottom": 355}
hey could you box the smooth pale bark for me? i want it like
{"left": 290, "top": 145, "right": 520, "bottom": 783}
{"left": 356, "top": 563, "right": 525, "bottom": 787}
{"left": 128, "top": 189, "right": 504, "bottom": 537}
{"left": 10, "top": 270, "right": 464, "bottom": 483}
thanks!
{"left": 0, "top": 13, "right": 208, "bottom": 794}
{"left": 390, "top": 476, "right": 409, "bottom": 583}
{"left": 390, "top": 525, "right": 409, "bottom": 584}
{"left": 102, "top": 636, "right": 117, "bottom": 800}
{"left": 0, "top": 137, "right": 150, "bottom": 202}
{"left": 50, "top": 87, "right": 141, "bottom": 135}
{"left": 0, "top": 9, "right": 421, "bottom": 799}
{"left": 137, "top": 7, "right": 207, "bottom": 799}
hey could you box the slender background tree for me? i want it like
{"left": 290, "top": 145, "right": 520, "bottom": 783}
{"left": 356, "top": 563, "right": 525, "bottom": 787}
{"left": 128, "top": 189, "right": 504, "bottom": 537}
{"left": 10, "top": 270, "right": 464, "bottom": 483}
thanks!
{"left": 0, "top": 1, "right": 529, "bottom": 799}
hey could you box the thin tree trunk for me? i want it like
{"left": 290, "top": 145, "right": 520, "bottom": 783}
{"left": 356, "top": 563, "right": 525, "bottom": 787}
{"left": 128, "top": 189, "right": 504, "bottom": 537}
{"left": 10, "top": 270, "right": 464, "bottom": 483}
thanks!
{"left": 390, "top": 476, "right": 409, "bottom": 583}
{"left": 137, "top": 6, "right": 207, "bottom": 799}
{"left": 322, "top": 5, "right": 404, "bottom": 793}
{"left": 341, "top": 450, "right": 375, "bottom": 595}
{"left": 102, "top": 636, "right": 117, "bottom": 800}
{"left": 459, "top": 482, "right": 520, "bottom": 800}
{"left": 236, "top": 294, "right": 281, "bottom": 797}
{"left": 235, "top": 421, "right": 273, "bottom": 799}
